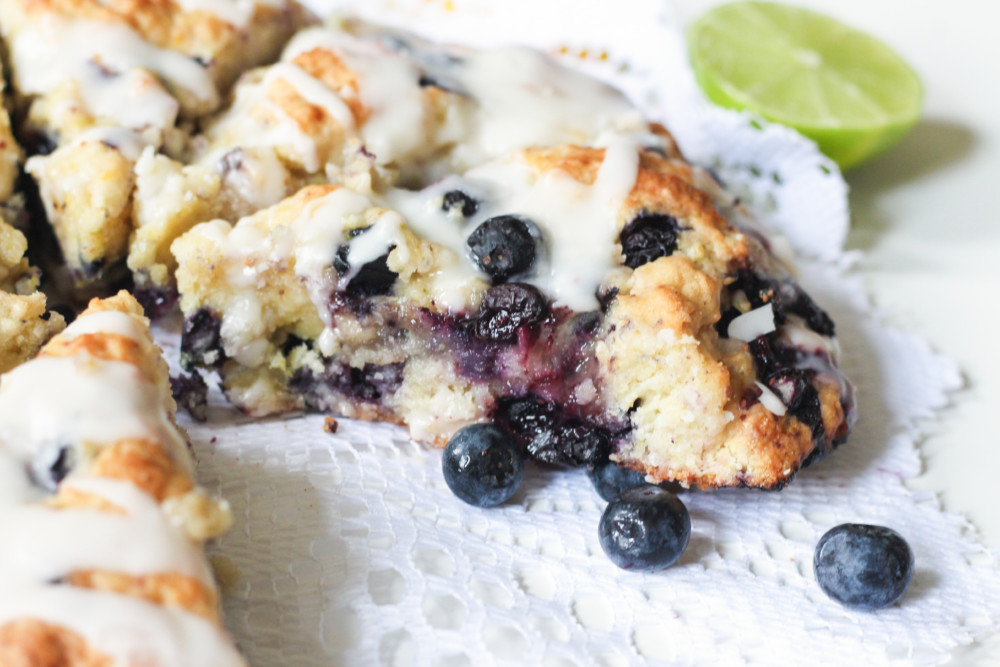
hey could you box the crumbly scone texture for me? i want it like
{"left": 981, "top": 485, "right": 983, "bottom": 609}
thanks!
{"left": 129, "top": 24, "right": 475, "bottom": 288}
{"left": 0, "top": 291, "right": 242, "bottom": 666}
{"left": 0, "top": 0, "right": 315, "bottom": 282}
{"left": 0, "top": 60, "right": 64, "bottom": 372}
{"left": 173, "top": 144, "right": 854, "bottom": 489}
{"left": 0, "top": 290, "right": 64, "bottom": 373}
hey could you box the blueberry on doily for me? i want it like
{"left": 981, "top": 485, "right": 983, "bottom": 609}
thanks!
{"left": 814, "top": 523, "right": 914, "bottom": 611}
{"left": 598, "top": 487, "right": 691, "bottom": 571}
{"left": 442, "top": 424, "right": 524, "bottom": 507}
{"left": 589, "top": 459, "right": 652, "bottom": 502}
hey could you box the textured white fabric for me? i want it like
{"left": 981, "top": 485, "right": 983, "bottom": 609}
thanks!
{"left": 159, "top": 1, "right": 1000, "bottom": 664}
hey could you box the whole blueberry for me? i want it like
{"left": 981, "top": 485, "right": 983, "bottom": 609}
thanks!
{"left": 473, "top": 283, "right": 548, "bottom": 342}
{"left": 442, "top": 424, "right": 524, "bottom": 508}
{"left": 598, "top": 487, "right": 691, "bottom": 571}
{"left": 619, "top": 213, "right": 680, "bottom": 269}
{"left": 466, "top": 215, "right": 537, "bottom": 282}
{"left": 814, "top": 523, "right": 914, "bottom": 611}
{"left": 589, "top": 460, "right": 652, "bottom": 502}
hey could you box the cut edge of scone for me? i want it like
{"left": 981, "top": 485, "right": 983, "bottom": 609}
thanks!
{"left": 170, "top": 142, "right": 855, "bottom": 490}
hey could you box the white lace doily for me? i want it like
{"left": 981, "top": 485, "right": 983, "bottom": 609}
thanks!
{"left": 163, "top": 1, "right": 1000, "bottom": 664}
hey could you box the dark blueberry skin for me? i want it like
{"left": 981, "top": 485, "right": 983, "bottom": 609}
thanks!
{"left": 589, "top": 460, "right": 652, "bottom": 502}
{"left": 748, "top": 336, "right": 824, "bottom": 440}
{"left": 599, "top": 487, "right": 691, "bottom": 571}
{"left": 442, "top": 190, "right": 479, "bottom": 218}
{"left": 472, "top": 283, "right": 548, "bottom": 343}
{"left": 132, "top": 286, "right": 179, "bottom": 320}
{"left": 181, "top": 308, "right": 224, "bottom": 371}
{"left": 814, "top": 524, "right": 914, "bottom": 611}
{"left": 171, "top": 372, "right": 208, "bottom": 422}
{"left": 290, "top": 362, "right": 404, "bottom": 410}
{"left": 619, "top": 213, "right": 681, "bottom": 269}
{"left": 466, "top": 215, "right": 537, "bottom": 283}
{"left": 719, "top": 269, "right": 834, "bottom": 338}
{"left": 333, "top": 227, "right": 397, "bottom": 298}
{"left": 30, "top": 444, "right": 75, "bottom": 492}
{"left": 494, "top": 396, "right": 610, "bottom": 467}
{"left": 442, "top": 424, "right": 524, "bottom": 508}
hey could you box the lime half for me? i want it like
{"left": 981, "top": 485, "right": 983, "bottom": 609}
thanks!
{"left": 688, "top": 1, "right": 922, "bottom": 169}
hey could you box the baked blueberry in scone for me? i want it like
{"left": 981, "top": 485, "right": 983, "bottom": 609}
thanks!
{"left": 0, "top": 0, "right": 315, "bottom": 287}
{"left": 127, "top": 18, "right": 679, "bottom": 297}
{"left": 0, "top": 291, "right": 244, "bottom": 665}
{"left": 173, "top": 143, "right": 855, "bottom": 489}
{"left": 0, "top": 56, "right": 65, "bottom": 373}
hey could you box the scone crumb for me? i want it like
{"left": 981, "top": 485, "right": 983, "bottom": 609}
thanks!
{"left": 323, "top": 417, "right": 339, "bottom": 434}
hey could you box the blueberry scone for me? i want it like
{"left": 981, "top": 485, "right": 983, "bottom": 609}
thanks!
{"left": 0, "top": 291, "right": 244, "bottom": 665}
{"left": 0, "top": 0, "right": 314, "bottom": 286}
{"left": 173, "top": 141, "right": 855, "bottom": 489}
{"left": 128, "top": 19, "right": 677, "bottom": 297}
{"left": 0, "top": 59, "right": 65, "bottom": 373}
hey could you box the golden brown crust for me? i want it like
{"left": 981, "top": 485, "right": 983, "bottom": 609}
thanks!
{"left": 89, "top": 438, "right": 195, "bottom": 502}
{"left": 0, "top": 620, "right": 111, "bottom": 667}
{"left": 67, "top": 570, "right": 218, "bottom": 620}
{"left": 291, "top": 47, "right": 368, "bottom": 125}
{"left": 41, "top": 333, "right": 146, "bottom": 367}
{"left": 7, "top": 0, "right": 315, "bottom": 96}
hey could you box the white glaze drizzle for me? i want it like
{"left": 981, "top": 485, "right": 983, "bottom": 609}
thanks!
{"left": 383, "top": 141, "right": 639, "bottom": 310}
{"left": 205, "top": 62, "right": 355, "bottom": 174}
{"left": 0, "top": 356, "right": 184, "bottom": 468}
{"left": 208, "top": 139, "right": 640, "bottom": 346}
{"left": 0, "top": 588, "right": 243, "bottom": 666}
{"left": 172, "top": 0, "right": 279, "bottom": 28}
{"left": 274, "top": 27, "right": 428, "bottom": 166}
{"left": 0, "top": 479, "right": 213, "bottom": 585}
{"left": 11, "top": 16, "right": 216, "bottom": 129}
{"left": 448, "top": 46, "right": 651, "bottom": 166}
{"left": 61, "top": 310, "right": 149, "bottom": 342}
{"left": 0, "top": 324, "right": 243, "bottom": 663}
{"left": 65, "top": 127, "right": 147, "bottom": 162}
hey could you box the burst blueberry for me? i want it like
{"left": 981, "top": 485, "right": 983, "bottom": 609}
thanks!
{"left": 814, "top": 523, "right": 914, "bottom": 611}
{"left": 442, "top": 424, "right": 524, "bottom": 507}
{"left": 467, "top": 215, "right": 537, "bottom": 282}
{"left": 494, "top": 396, "right": 610, "bottom": 467}
{"left": 473, "top": 283, "right": 547, "bottom": 342}
{"left": 598, "top": 487, "right": 691, "bottom": 571}
{"left": 619, "top": 213, "right": 681, "bottom": 269}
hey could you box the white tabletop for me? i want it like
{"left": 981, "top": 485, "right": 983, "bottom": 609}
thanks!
{"left": 675, "top": 0, "right": 1000, "bottom": 662}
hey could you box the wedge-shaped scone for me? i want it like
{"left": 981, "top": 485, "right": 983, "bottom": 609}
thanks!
{"left": 128, "top": 19, "right": 679, "bottom": 294}
{"left": 0, "top": 291, "right": 244, "bottom": 665}
{"left": 174, "top": 144, "right": 855, "bottom": 489}
{"left": 0, "top": 0, "right": 314, "bottom": 285}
